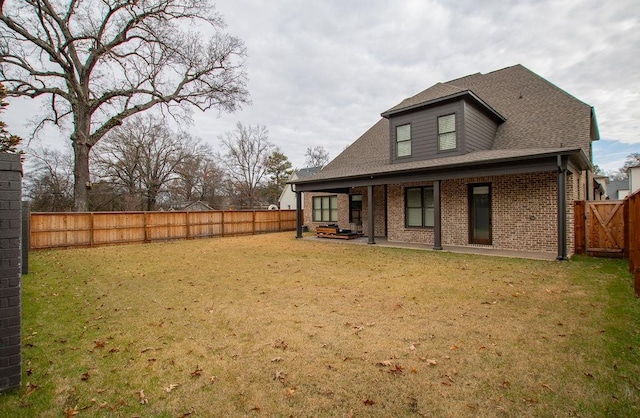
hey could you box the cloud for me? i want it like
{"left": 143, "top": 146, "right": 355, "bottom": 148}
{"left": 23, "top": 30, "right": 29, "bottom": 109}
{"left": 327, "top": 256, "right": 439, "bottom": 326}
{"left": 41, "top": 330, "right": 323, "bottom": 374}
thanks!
{"left": 3, "top": 0, "right": 639, "bottom": 170}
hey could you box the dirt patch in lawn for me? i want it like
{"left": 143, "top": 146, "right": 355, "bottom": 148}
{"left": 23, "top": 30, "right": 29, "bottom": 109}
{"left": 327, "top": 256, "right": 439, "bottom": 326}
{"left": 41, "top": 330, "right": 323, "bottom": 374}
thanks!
{"left": 7, "top": 232, "right": 639, "bottom": 417}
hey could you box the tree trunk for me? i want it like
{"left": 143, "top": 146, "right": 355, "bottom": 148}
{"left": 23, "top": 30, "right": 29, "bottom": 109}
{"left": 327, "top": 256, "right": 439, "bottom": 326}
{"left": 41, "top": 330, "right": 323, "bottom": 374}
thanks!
{"left": 72, "top": 141, "right": 92, "bottom": 212}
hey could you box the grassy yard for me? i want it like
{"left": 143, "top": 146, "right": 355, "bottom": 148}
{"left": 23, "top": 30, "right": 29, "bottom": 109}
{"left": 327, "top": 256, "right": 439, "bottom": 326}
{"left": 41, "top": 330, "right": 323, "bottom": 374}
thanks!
{"left": 1, "top": 232, "right": 639, "bottom": 417}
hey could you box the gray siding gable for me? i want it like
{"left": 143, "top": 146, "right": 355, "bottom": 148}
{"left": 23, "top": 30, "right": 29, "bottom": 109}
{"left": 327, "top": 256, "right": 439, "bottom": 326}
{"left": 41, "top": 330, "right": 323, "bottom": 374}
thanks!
{"left": 388, "top": 98, "right": 499, "bottom": 163}
{"left": 389, "top": 100, "right": 464, "bottom": 163}
{"left": 464, "top": 100, "right": 498, "bottom": 152}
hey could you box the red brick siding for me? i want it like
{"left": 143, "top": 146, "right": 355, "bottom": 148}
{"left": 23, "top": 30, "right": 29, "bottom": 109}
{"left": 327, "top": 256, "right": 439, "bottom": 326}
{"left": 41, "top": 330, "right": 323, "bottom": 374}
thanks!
{"left": 387, "top": 172, "right": 571, "bottom": 254}
{"left": 387, "top": 182, "right": 434, "bottom": 244}
{"left": 303, "top": 193, "right": 350, "bottom": 230}
{"left": 305, "top": 187, "right": 386, "bottom": 236}
{"left": 307, "top": 171, "right": 577, "bottom": 255}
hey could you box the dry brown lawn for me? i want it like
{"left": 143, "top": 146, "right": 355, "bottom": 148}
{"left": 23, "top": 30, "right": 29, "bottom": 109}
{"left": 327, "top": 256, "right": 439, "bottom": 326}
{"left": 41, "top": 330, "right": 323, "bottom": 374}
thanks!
{"left": 3, "top": 232, "right": 639, "bottom": 417}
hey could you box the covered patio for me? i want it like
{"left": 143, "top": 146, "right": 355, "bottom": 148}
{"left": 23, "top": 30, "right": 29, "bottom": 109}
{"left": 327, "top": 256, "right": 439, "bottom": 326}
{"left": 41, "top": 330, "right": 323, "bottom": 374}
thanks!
{"left": 301, "top": 234, "right": 558, "bottom": 261}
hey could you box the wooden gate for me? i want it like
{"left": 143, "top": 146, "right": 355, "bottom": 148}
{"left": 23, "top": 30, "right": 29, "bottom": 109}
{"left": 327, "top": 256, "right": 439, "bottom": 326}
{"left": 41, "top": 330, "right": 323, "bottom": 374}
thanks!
{"left": 576, "top": 201, "right": 627, "bottom": 257}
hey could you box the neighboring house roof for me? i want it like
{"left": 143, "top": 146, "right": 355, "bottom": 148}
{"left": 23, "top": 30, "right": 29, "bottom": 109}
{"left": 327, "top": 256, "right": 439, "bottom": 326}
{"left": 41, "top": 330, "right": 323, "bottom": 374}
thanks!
{"left": 278, "top": 166, "right": 324, "bottom": 207}
{"left": 295, "top": 166, "right": 323, "bottom": 179}
{"left": 607, "top": 179, "right": 629, "bottom": 199}
{"left": 294, "top": 64, "right": 596, "bottom": 188}
{"left": 171, "top": 201, "right": 214, "bottom": 211}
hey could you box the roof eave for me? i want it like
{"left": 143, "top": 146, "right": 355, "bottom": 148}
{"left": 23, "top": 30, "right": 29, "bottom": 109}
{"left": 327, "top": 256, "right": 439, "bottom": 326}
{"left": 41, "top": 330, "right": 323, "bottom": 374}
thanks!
{"left": 381, "top": 90, "right": 506, "bottom": 123}
{"left": 293, "top": 148, "right": 590, "bottom": 187}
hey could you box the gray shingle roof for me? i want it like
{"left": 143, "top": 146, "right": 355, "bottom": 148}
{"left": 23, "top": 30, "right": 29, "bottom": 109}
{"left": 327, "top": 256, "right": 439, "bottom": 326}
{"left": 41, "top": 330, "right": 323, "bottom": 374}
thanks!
{"left": 299, "top": 65, "right": 596, "bottom": 185}
{"left": 294, "top": 167, "right": 323, "bottom": 179}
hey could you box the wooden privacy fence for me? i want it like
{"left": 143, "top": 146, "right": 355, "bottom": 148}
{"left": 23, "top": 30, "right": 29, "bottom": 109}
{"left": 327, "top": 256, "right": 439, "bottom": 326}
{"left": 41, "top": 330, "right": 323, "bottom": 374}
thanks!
{"left": 30, "top": 210, "right": 299, "bottom": 250}
{"left": 575, "top": 193, "right": 640, "bottom": 297}
{"left": 574, "top": 200, "right": 626, "bottom": 258}
{"left": 627, "top": 191, "right": 640, "bottom": 297}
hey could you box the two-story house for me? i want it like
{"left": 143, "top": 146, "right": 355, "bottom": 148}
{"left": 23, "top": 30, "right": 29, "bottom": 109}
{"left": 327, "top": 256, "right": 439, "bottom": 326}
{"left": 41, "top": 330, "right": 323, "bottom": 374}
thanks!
{"left": 291, "top": 65, "right": 599, "bottom": 259}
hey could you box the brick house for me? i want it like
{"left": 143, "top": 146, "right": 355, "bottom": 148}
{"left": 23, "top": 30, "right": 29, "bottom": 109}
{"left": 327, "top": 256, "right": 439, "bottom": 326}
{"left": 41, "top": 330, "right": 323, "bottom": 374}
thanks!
{"left": 291, "top": 65, "right": 599, "bottom": 259}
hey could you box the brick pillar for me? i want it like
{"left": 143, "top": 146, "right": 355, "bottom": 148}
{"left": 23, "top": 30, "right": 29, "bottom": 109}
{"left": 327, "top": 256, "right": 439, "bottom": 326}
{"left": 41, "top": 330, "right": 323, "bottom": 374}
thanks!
{"left": 0, "top": 153, "right": 22, "bottom": 392}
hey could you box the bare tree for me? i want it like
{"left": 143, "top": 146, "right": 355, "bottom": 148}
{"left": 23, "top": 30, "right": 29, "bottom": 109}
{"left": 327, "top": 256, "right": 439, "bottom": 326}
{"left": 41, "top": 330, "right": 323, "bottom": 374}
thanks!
{"left": 621, "top": 153, "right": 640, "bottom": 171}
{"left": 608, "top": 153, "right": 640, "bottom": 181}
{"left": 0, "top": 0, "right": 249, "bottom": 211}
{"left": 24, "top": 146, "right": 74, "bottom": 211}
{"left": 171, "top": 147, "right": 225, "bottom": 207}
{"left": 93, "top": 114, "right": 195, "bottom": 211}
{"left": 304, "top": 145, "right": 329, "bottom": 168}
{"left": 219, "top": 122, "right": 273, "bottom": 208}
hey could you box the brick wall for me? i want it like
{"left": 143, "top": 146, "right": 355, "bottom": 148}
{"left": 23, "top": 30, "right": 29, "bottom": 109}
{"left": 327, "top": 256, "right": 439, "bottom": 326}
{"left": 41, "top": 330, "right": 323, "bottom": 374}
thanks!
{"left": 0, "top": 153, "right": 22, "bottom": 392}
{"left": 305, "top": 170, "right": 577, "bottom": 255}
{"left": 303, "top": 192, "right": 350, "bottom": 230}
{"left": 304, "top": 186, "right": 386, "bottom": 236}
{"left": 387, "top": 171, "right": 570, "bottom": 254}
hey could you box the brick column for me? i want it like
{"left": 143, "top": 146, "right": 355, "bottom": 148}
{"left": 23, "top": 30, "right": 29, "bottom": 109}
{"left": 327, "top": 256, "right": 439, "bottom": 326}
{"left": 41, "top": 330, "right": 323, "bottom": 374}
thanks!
{"left": 0, "top": 153, "right": 22, "bottom": 392}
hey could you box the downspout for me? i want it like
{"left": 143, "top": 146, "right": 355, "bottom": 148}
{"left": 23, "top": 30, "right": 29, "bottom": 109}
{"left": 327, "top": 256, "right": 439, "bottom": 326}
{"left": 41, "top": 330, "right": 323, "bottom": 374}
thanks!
{"left": 557, "top": 155, "right": 568, "bottom": 260}
{"left": 292, "top": 184, "right": 303, "bottom": 239}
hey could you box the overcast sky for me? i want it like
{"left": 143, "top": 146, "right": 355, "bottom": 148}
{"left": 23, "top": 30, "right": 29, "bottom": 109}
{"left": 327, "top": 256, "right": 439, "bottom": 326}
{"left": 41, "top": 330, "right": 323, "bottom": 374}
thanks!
{"left": 4, "top": 0, "right": 639, "bottom": 172}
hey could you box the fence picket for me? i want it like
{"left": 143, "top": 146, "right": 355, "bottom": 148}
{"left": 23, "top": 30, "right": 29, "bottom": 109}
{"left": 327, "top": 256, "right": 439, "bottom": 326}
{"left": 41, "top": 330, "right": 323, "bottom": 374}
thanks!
{"left": 30, "top": 210, "right": 300, "bottom": 250}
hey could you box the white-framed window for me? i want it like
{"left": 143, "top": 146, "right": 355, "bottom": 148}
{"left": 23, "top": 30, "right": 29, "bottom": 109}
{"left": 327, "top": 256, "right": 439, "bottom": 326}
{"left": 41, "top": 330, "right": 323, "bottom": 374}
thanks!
{"left": 396, "top": 124, "right": 411, "bottom": 157}
{"left": 313, "top": 195, "right": 338, "bottom": 222}
{"left": 438, "top": 114, "right": 456, "bottom": 151}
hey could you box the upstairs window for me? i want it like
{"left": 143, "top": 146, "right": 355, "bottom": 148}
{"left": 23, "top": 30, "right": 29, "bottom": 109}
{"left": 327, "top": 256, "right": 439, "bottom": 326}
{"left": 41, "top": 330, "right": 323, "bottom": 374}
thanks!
{"left": 313, "top": 195, "right": 337, "bottom": 222}
{"left": 405, "top": 186, "right": 434, "bottom": 227}
{"left": 396, "top": 124, "right": 411, "bottom": 157}
{"left": 438, "top": 114, "right": 457, "bottom": 151}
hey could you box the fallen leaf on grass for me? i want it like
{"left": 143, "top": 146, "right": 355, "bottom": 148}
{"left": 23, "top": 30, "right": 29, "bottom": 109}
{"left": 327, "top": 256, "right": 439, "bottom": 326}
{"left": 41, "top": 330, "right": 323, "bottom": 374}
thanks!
{"left": 364, "top": 399, "right": 376, "bottom": 406}
{"left": 272, "top": 339, "right": 288, "bottom": 350}
{"left": 165, "top": 383, "right": 179, "bottom": 392}
{"left": 24, "top": 382, "right": 38, "bottom": 396}
{"left": 250, "top": 406, "right": 261, "bottom": 412}
{"left": 375, "top": 360, "right": 393, "bottom": 367}
{"left": 190, "top": 365, "right": 203, "bottom": 378}
{"left": 94, "top": 340, "right": 105, "bottom": 349}
{"left": 285, "top": 387, "right": 296, "bottom": 397}
{"left": 138, "top": 389, "right": 148, "bottom": 404}
{"left": 274, "top": 370, "right": 286, "bottom": 383}
{"left": 388, "top": 364, "right": 403, "bottom": 375}
{"left": 64, "top": 405, "right": 79, "bottom": 417}
{"left": 81, "top": 372, "right": 90, "bottom": 381}
{"left": 502, "top": 380, "right": 510, "bottom": 388}
{"left": 584, "top": 372, "right": 594, "bottom": 378}
{"left": 541, "top": 383, "right": 553, "bottom": 392}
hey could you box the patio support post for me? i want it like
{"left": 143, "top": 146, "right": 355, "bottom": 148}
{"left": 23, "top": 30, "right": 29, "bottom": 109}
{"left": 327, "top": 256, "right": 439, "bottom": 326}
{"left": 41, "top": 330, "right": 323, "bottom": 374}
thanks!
{"left": 433, "top": 180, "right": 442, "bottom": 250}
{"left": 295, "top": 190, "right": 303, "bottom": 239}
{"left": 367, "top": 184, "right": 375, "bottom": 244}
{"left": 557, "top": 155, "right": 568, "bottom": 260}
